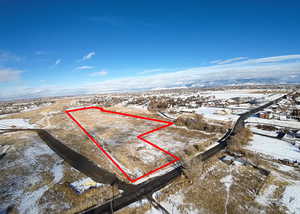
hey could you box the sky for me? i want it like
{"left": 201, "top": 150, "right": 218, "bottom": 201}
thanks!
{"left": 0, "top": 0, "right": 300, "bottom": 100}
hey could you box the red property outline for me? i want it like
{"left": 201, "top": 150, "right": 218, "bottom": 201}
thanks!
{"left": 65, "top": 106, "right": 180, "bottom": 183}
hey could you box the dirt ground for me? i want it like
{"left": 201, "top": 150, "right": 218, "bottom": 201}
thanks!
{"left": 1, "top": 92, "right": 297, "bottom": 214}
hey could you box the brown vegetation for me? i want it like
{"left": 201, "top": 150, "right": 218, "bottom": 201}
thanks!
{"left": 174, "top": 113, "right": 227, "bottom": 133}
{"left": 227, "top": 128, "right": 253, "bottom": 153}
{"left": 256, "top": 124, "right": 278, "bottom": 131}
{"left": 147, "top": 99, "right": 169, "bottom": 112}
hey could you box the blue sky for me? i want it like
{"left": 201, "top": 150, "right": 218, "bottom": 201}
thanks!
{"left": 0, "top": 0, "right": 300, "bottom": 99}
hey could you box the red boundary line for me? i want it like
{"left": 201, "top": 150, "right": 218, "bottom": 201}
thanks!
{"left": 65, "top": 106, "right": 180, "bottom": 183}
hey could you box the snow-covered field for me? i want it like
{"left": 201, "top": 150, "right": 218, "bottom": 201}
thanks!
{"left": 146, "top": 191, "right": 199, "bottom": 214}
{"left": 0, "top": 134, "right": 66, "bottom": 213}
{"left": 282, "top": 181, "right": 300, "bottom": 213}
{"left": 256, "top": 171, "right": 300, "bottom": 214}
{"left": 255, "top": 184, "right": 277, "bottom": 206}
{"left": 0, "top": 118, "right": 36, "bottom": 129}
{"left": 247, "top": 117, "right": 300, "bottom": 129}
{"left": 246, "top": 134, "right": 300, "bottom": 161}
{"left": 200, "top": 90, "right": 265, "bottom": 99}
{"left": 195, "top": 107, "right": 239, "bottom": 121}
{"left": 249, "top": 127, "right": 278, "bottom": 137}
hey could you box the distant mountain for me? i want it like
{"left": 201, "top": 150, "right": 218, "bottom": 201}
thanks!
{"left": 145, "top": 77, "right": 299, "bottom": 90}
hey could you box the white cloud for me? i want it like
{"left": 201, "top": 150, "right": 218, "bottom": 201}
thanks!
{"left": 55, "top": 59, "right": 61, "bottom": 65}
{"left": 246, "top": 54, "right": 300, "bottom": 63}
{"left": 0, "top": 50, "right": 21, "bottom": 62}
{"left": 0, "top": 68, "right": 23, "bottom": 82}
{"left": 1, "top": 54, "right": 300, "bottom": 100}
{"left": 76, "top": 65, "right": 94, "bottom": 70}
{"left": 139, "top": 68, "right": 181, "bottom": 74}
{"left": 82, "top": 52, "right": 95, "bottom": 61}
{"left": 89, "top": 70, "right": 108, "bottom": 76}
{"left": 140, "top": 68, "right": 164, "bottom": 74}
{"left": 83, "top": 54, "right": 300, "bottom": 92}
{"left": 210, "top": 55, "right": 300, "bottom": 67}
{"left": 210, "top": 57, "right": 248, "bottom": 65}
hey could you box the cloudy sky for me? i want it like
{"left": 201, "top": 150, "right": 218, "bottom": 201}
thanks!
{"left": 0, "top": 0, "right": 300, "bottom": 100}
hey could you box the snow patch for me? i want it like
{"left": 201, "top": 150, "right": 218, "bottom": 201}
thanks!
{"left": 256, "top": 185, "right": 277, "bottom": 206}
{"left": 146, "top": 191, "right": 199, "bottom": 214}
{"left": 70, "top": 177, "right": 106, "bottom": 194}
{"left": 282, "top": 182, "right": 300, "bottom": 213}
{"left": 0, "top": 119, "right": 36, "bottom": 129}
{"left": 246, "top": 134, "right": 300, "bottom": 161}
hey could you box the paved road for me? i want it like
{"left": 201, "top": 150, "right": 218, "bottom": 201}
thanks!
{"left": 0, "top": 92, "right": 292, "bottom": 213}
{"left": 81, "top": 164, "right": 183, "bottom": 214}
{"left": 0, "top": 128, "right": 134, "bottom": 191}
{"left": 91, "top": 92, "right": 292, "bottom": 213}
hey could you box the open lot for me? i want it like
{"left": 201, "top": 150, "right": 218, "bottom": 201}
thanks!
{"left": 1, "top": 87, "right": 299, "bottom": 213}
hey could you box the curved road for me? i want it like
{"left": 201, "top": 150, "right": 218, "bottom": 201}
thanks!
{"left": 0, "top": 92, "right": 292, "bottom": 213}
{"left": 0, "top": 128, "right": 134, "bottom": 191}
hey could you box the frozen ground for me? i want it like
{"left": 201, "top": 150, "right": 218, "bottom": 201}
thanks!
{"left": 0, "top": 133, "right": 66, "bottom": 213}
{"left": 146, "top": 191, "right": 199, "bottom": 214}
{"left": 69, "top": 107, "right": 212, "bottom": 181}
{"left": 249, "top": 127, "right": 278, "bottom": 137}
{"left": 0, "top": 88, "right": 295, "bottom": 213}
{"left": 255, "top": 184, "right": 277, "bottom": 206}
{"left": 200, "top": 90, "right": 265, "bottom": 99}
{"left": 247, "top": 117, "right": 300, "bottom": 129}
{"left": 0, "top": 118, "right": 36, "bottom": 129}
{"left": 256, "top": 171, "right": 300, "bottom": 214}
{"left": 282, "top": 181, "right": 300, "bottom": 213}
{"left": 194, "top": 107, "right": 239, "bottom": 121}
{"left": 220, "top": 166, "right": 233, "bottom": 214}
{"left": 246, "top": 134, "right": 300, "bottom": 161}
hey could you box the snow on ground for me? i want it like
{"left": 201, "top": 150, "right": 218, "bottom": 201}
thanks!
{"left": 146, "top": 191, "right": 199, "bottom": 214}
{"left": 0, "top": 134, "right": 65, "bottom": 213}
{"left": 18, "top": 185, "right": 50, "bottom": 214}
{"left": 246, "top": 134, "right": 300, "bottom": 161}
{"left": 195, "top": 107, "right": 239, "bottom": 121}
{"left": 249, "top": 127, "right": 278, "bottom": 137}
{"left": 255, "top": 184, "right": 277, "bottom": 206}
{"left": 51, "top": 162, "right": 64, "bottom": 184}
{"left": 221, "top": 174, "right": 233, "bottom": 191}
{"left": 144, "top": 130, "right": 205, "bottom": 154}
{"left": 138, "top": 150, "right": 157, "bottom": 163}
{"left": 70, "top": 177, "right": 106, "bottom": 194}
{"left": 282, "top": 181, "right": 300, "bottom": 214}
{"left": 173, "top": 105, "right": 239, "bottom": 121}
{"left": 246, "top": 117, "right": 300, "bottom": 129}
{"left": 18, "top": 142, "right": 64, "bottom": 214}
{"left": 134, "top": 164, "right": 177, "bottom": 184}
{"left": 220, "top": 166, "right": 233, "bottom": 214}
{"left": 0, "top": 118, "right": 36, "bottom": 129}
{"left": 20, "top": 102, "right": 54, "bottom": 113}
{"left": 273, "top": 162, "right": 295, "bottom": 173}
{"left": 126, "top": 104, "right": 148, "bottom": 111}
{"left": 127, "top": 198, "right": 148, "bottom": 208}
{"left": 0, "top": 144, "right": 10, "bottom": 154}
{"left": 199, "top": 90, "right": 266, "bottom": 99}
{"left": 36, "top": 110, "right": 61, "bottom": 129}
{"left": 19, "top": 162, "right": 64, "bottom": 214}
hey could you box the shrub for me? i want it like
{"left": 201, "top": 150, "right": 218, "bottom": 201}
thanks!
{"left": 174, "top": 114, "right": 226, "bottom": 133}
{"left": 227, "top": 128, "right": 253, "bottom": 153}
{"left": 147, "top": 99, "right": 169, "bottom": 112}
